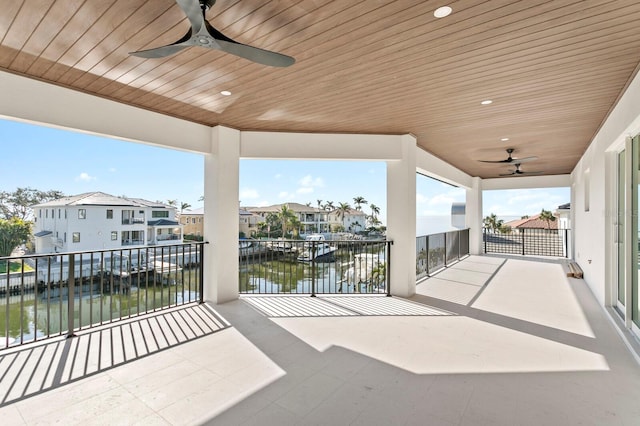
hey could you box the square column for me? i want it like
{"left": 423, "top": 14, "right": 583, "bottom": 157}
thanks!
{"left": 203, "top": 126, "right": 240, "bottom": 304}
{"left": 386, "top": 135, "right": 417, "bottom": 297}
{"left": 466, "top": 177, "right": 483, "bottom": 255}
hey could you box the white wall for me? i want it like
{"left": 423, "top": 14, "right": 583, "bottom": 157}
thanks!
{"left": 571, "top": 68, "right": 640, "bottom": 306}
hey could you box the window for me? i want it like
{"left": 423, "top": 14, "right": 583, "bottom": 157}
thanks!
{"left": 58, "top": 209, "right": 61, "bottom": 219}
{"left": 152, "top": 210, "right": 169, "bottom": 218}
{"left": 106, "top": 209, "right": 113, "bottom": 219}
{"left": 186, "top": 217, "right": 191, "bottom": 224}
{"left": 51, "top": 209, "right": 54, "bottom": 218}
{"left": 584, "top": 169, "right": 590, "bottom": 212}
{"left": 111, "top": 231, "right": 117, "bottom": 241}
{"left": 72, "top": 232, "right": 80, "bottom": 243}
{"left": 38, "top": 209, "right": 41, "bottom": 218}
{"left": 65, "top": 210, "right": 67, "bottom": 219}
{"left": 46, "top": 210, "right": 48, "bottom": 218}
{"left": 64, "top": 232, "right": 66, "bottom": 242}
{"left": 78, "top": 209, "right": 86, "bottom": 219}
{"left": 199, "top": 218, "right": 202, "bottom": 223}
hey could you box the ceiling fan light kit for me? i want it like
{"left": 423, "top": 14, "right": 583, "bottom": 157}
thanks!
{"left": 130, "top": 0, "right": 295, "bottom": 67}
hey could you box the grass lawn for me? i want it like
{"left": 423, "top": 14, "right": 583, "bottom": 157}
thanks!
{"left": 0, "top": 260, "right": 34, "bottom": 274}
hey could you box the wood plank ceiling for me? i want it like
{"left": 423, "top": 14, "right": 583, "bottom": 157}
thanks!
{"left": 1, "top": 0, "right": 640, "bottom": 178}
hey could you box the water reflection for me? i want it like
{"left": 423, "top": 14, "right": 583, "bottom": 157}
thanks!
{"left": 240, "top": 244, "right": 388, "bottom": 294}
{"left": 1, "top": 279, "right": 200, "bottom": 347}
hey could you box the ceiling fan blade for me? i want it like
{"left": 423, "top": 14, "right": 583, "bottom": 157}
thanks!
{"left": 479, "top": 159, "right": 511, "bottom": 163}
{"left": 176, "top": 0, "right": 206, "bottom": 33}
{"left": 499, "top": 172, "right": 516, "bottom": 176}
{"left": 480, "top": 156, "right": 538, "bottom": 164}
{"left": 215, "top": 39, "right": 295, "bottom": 67}
{"left": 513, "top": 156, "right": 538, "bottom": 163}
{"left": 129, "top": 37, "right": 191, "bottom": 58}
{"left": 205, "top": 21, "right": 294, "bottom": 67}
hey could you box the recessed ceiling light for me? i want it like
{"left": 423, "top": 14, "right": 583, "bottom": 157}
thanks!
{"left": 434, "top": 6, "right": 452, "bottom": 18}
{"left": 481, "top": 100, "right": 493, "bottom": 105}
{"left": 220, "top": 90, "right": 232, "bottom": 96}
{"left": 501, "top": 138, "right": 509, "bottom": 141}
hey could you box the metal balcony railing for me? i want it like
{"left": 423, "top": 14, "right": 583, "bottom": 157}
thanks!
{"left": 416, "top": 228, "right": 470, "bottom": 280}
{"left": 483, "top": 228, "right": 571, "bottom": 257}
{"left": 0, "top": 242, "right": 205, "bottom": 351}
{"left": 239, "top": 239, "right": 392, "bottom": 296}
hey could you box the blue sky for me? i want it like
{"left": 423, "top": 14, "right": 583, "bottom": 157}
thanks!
{"left": 0, "top": 118, "right": 570, "bottom": 223}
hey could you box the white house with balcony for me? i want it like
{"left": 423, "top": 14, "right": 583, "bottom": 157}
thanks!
{"left": 32, "top": 192, "right": 182, "bottom": 254}
{"left": 328, "top": 208, "right": 368, "bottom": 233}
{"left": 247, "top": 203, "right": 330, "bottom": 235}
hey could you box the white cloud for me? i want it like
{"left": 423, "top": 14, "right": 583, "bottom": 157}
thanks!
{"left": 278, "top": 191, "right": 293, "bottom": 199}
{"left": 274, "top": 173, "right": 282, "bottom": 179}
{"left": 416, "top": 194, "right": 428, "bottom": 204}
{"left": 297, "top": 187, "right": 314, "bottom": 194}
{"left": 75, "top": 172, "right": 96, "bottom": 182}
{"left": 240, "top": 188, "right": 260, "bottom": 199}
{"left": 428, "top": 194, "right": 456, "bottom": 206}
{"left": 254, "top": 200, "right": 271, "bottom": 207}
{"left": 108, "top": 167, "right": 117, "bottom": 173}
{"left": 298, "top": 175, "right": 324, "bottom": 188}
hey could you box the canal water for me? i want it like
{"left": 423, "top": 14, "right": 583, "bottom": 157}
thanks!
{"left": 0, "top": 280, "right": 200, "bottom": 348}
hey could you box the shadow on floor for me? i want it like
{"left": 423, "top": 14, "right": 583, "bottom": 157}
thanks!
{"left": 0, "top": 304, "right": 228, "bottom": 406}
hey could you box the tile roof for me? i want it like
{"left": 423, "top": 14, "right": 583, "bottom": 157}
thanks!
{"left": 505, "top": 214, "right": 559, "bottom": 230}
{"left": 33, "top": 192, "right": 174, "bottom": 209}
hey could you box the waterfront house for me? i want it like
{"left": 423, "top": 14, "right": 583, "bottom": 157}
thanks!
{"left": 180, "top": 207, "right": 204, "bottom": 239}
{"left": 33, "top": 192, "right": 182, "bottom": 254}
{"left": 248, "top": 203, "right": 329, "bottom": 235}
{"left": 327, "top": 208, "right": 368, "bottom": 233}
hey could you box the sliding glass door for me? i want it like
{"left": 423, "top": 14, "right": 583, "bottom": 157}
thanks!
{"left": 633, "top": 135, "right": 640, "bottom": 328}
{"left": 616, "top": 134, "right": 640, "bottom": 331}
{"left": 617, "top": 148, "right": 626, "bottom": 313}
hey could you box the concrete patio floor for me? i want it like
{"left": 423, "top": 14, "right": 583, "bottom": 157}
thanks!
{"left": 1, "top": 255, "right": 639, "bottom": 425}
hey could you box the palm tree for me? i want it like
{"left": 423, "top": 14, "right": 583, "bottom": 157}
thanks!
{"left": 369, "top": 203, "right": 380, "bottom": 219}
{"left": 180, "top": 202, "right": 191, "bottom": 213}
{"left": 336, "top": 202, "right": 351, "bottom": 223}
{"left": 324, "top": 201, "right": 334, "bottom": 211}
{"left": 353, "top": 196, "right": 368, "bottom": 211}
{"left": 278, "top": 204, "right": 298, "bottom": 238}
{"left": 483, "top": 213, "right": 503, "bottom": 233}
{"left": 539, "top": 209, "right": 556, "bottom": 230}
{"left": 317, "top": 199, "right": 323, "bottom": 209}
{"left": 265, "top": 212, "right": 280, "bottom": 238}
{"left": 166, "top": 199, "right": 177, "bottom": 207}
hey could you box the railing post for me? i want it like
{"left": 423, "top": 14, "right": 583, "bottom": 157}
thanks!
{"left": 426, "top": 235, "right": 430, "bottom": 276}
{"left": 199, "top": 242, "right": 205, "bottom": 304}
{"left": 484, "top": 228, "right": 487, "bottom": 253}
{"left": 67, "top": 254, "right": 76, "bottom": 338}
{"left": 311, "top": 241, "right": 317, "bottom": 297}
{"left": 521, "top": 229, "right": 525, "bottom": 256}
{"left": 444, "top": 232, "right": 448, "bottom": 267}
{"left": 386, "top": 241, "right": 392, "bottom": 297}
{"left": 564, "top": 229, "right": 569, "bottom": 258}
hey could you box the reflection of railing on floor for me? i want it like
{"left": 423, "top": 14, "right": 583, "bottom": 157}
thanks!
{"left": 416, "top": 228, "right": 470, "bottom": 281}
{"left": 483, "top": 228, "right": 571, "bottom": 257}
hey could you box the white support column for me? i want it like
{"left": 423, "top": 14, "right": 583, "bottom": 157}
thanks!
{"left": 386, "top": 134, "right": 417, "bottom": 297}
{"left": 203, "top": 126, "right": 240, "bottom": 304}
{"left": 466, "top": 177, "right": 483, "bottom": 255}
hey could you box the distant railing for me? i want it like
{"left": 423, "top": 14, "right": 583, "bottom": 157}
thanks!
{"left": 0, "top": 242, "right": 205, "bottom": 351}
{"left": 483, "top": 228, "right": 571, "bottom": 257}
{"left": 416, "top": 228, "right": 470, "bottom": 281}
{"left": 239, "top": 239, "right": 392, "bottom": 296}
